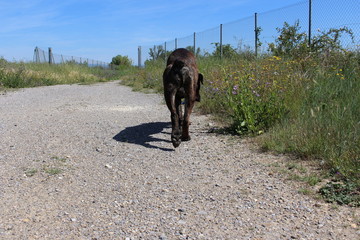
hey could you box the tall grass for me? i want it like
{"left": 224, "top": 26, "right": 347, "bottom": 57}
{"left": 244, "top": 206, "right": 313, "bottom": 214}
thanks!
{"left": 0, "top": 58, "right": 126, "bottom": 89}
{"left": 120, "top": 60, "right": 164, "bottom": 93}
{"left": 261, "top": 56, "right": 360, "bottom": 183}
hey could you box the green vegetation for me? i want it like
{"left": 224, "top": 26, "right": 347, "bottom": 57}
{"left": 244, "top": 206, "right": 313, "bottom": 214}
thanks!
{"left": 0, "top": 58, "right": 128, "bottom": 89}
{"left": 111, "top": 55, "right": 133, "bottom": 69}
{"left": 24, "top": 156, "right": 72, "bottom": 178}
{"left": 319, "top": 181, "right": 360, "bottom": 206}
{"left": 121, "top": 21, "right": 360, "bottom": 205}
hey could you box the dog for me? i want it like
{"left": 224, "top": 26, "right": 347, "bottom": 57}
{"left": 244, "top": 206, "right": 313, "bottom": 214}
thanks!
{"left": 163, "top": 48, "right": 203, "bottom": 148}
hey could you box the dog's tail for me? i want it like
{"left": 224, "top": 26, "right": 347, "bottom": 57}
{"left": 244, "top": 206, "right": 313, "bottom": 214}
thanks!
{"left": 172, "top": 59, "right": 190, "bottom": 85}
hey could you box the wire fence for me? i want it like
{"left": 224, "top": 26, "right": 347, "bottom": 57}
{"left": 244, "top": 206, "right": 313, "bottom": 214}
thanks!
{"left": 33, "top": 47, "right": 109, "bottom": 68}
{"left": 138, "top": 0, "right": 360, "bottom": 67}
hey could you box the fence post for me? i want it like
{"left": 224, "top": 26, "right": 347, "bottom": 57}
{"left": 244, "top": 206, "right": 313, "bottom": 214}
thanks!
{"left": 164, "top": 42, "right": 167, "bottom": 62}
{"left": 175, "top": 38, "right": 177, "bottom": 49}
{"left": 193, "top": 32, "right": 196, "bottom": 55}
{"left": 220, "top": 24, "right": 223, "bottom": 59}
{"left": 308, "top": 0, "right": 312, "bottom": 49}
{"left": 254, "top": 13, "right": 258, "bottom": 57}
{"left": 138, "top": 46, "right": 142, "bottom": 68}
{"left": 34, "top": 47, "right": 40, "bottom": 63}
{"left": 48, "top": 47, "right": 53, "bottom": 64}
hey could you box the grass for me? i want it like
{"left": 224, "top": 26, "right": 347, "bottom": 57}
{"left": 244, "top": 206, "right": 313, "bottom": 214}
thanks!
{"left": 23, "top": 156, "right": 71, "bottom": 178}
{"left": 260, "top": 54, "right": 360, "bottom": 185}
{"left": 0, "top": 58, "right": 129, "bottom": 88}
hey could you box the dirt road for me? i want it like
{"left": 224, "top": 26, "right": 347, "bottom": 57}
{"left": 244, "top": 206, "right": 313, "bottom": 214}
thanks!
{"left": 0, "top": 81, "right": 358, "bottom": 239}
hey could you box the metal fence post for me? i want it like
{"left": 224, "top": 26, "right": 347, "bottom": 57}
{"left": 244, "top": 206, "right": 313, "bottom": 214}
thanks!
{"left": 34, "top": 47, "right": 40, "bottom": 63}
{"left": 308, "top": 0, "right": 312, "bottom": 48}
{"left": 48, "top": 47, "right": 53, "bottom": 64}
{"left": 138, "top": 46, "right": 142, "bottom": 68}
{"left": 220, "top": 24, "right": 223, "bottom": 59}
{"left": 255, "top": 13, "right": 258, "bottom": 57}
{"left": 193, "top": 32, "right": 196, "bottom": 55}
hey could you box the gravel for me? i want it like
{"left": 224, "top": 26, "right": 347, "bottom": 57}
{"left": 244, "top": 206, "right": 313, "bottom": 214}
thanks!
{"left": 0, "top": 80, "right": 359, "bottom": 239}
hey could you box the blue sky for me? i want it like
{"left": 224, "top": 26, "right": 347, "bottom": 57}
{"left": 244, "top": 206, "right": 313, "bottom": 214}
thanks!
{"left": 0, "top": 0, "right": 358, "bottom": 64}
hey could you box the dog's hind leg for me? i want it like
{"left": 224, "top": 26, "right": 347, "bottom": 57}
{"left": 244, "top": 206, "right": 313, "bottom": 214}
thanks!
{"left": 165, "top": 90, "right": 182, "bottom": 148}
{"left": 181, "top": 97, "right": 195, "bottom": 142}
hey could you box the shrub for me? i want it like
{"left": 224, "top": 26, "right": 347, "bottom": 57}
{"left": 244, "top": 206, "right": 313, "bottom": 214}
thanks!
{"left": 111, "top": 55, "right": 133, "bottom": 68}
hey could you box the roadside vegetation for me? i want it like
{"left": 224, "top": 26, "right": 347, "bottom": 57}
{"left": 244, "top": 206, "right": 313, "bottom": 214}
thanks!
{"left": 122, "top": 21, "right": 360, "bottom": 206}
{"left": 0, "top": 56, "right": 134, "bottom": 89}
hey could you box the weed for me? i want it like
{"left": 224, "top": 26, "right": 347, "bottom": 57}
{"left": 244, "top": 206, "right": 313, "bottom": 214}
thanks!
{"left": 51, "top": 156, "right": 67, "bottom": 163}
{"left": 24, "top": 168, "right": 38, "bottom": 177}
{"left": 43, "top": 167, "right": 62, "bottom": 175}
{"left": 319, "top": 181, "right": 360, "bottom": 207}
{"left": 298, "top": 188, "right": 312, "bottom": 195}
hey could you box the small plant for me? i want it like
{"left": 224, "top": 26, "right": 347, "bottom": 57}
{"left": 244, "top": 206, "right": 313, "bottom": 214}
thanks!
{"left": 298, "top": 188, "right": 312, "bottom": 195}
{"left": 24, "top": 168, "right": 38, "bottom": 177}
{"left": 319, "top": 181, "right": 360, "bottom": 207}
{"left": 44, "top": 167, "right": 62, "bottom": 175}
{"left": 51, "top": 156, "right": 67, "bottom": 163}
{"left": 303, "top": 174, "right": 321, "bottom": 186}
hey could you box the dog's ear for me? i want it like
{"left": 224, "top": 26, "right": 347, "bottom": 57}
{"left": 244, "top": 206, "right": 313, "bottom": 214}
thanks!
{"left": 198, "top": 73, "right": 204, "bottom": 84}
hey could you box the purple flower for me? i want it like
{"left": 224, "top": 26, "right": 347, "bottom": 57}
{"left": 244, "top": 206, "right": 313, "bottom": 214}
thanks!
{"left": 253, "top": 90, "right": 260, "bottom": 97}
{"left": 232, "top": 85, "right": 239, "bottom": 95}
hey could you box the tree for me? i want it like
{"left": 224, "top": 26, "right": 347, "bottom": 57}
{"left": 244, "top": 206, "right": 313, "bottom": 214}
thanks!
{"left": 268, "top": 20, "right": 308, "bottom": 57}
{"left": 185, "top": 46, "right": 201, "bottom": 56}
{"left": 149, "top": 45, "right": 165, "bottom": 61}
{"left": 268, "top": 20, "right": 355, "bottom": 59}
{"left": 212, "top": 43, "right": 238, "bottom": 58}
{"left": 111, "top": 55, "right": 132, "bottom": 67}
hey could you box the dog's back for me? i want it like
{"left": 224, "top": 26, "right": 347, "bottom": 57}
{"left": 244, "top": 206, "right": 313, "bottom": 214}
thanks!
{"left": 163, "top": 48, "right": 202, "bottom": 101}
{"left": 166, "top": 48, "right": 196, "bottom": 67}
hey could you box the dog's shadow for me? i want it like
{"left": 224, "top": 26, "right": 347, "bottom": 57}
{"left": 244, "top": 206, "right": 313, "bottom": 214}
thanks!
{"left": 113, "top": 122, "right": 174, "bottom": 152}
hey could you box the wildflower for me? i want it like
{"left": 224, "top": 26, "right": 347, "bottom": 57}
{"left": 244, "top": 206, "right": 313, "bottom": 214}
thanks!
{"left": 232, "top": 85, "right": 239, "bottom": 95}
{"left": 252, "top": 90, "right": 260, "bottom": 97}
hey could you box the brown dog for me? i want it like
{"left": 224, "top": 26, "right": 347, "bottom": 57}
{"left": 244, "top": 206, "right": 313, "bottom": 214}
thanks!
{"left": 163, "top": 48, "right": 203, "bottom": 148}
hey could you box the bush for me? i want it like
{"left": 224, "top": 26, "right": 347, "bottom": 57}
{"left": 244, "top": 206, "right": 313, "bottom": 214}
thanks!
{"left": 111, "top": 55, "right": 133, "bottom": 68}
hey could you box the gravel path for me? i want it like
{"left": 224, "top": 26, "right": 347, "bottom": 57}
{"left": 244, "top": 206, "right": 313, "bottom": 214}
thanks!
{"left": 0, "top": 81, "right": 359, "bottom": 240}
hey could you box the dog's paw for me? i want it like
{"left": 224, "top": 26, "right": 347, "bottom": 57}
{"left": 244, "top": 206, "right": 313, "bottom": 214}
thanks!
{"left": 181, "top": 135, "right": 191, "bottom": 142}
{"left": 171, "top": 130, "right": 182, "bottom": 148}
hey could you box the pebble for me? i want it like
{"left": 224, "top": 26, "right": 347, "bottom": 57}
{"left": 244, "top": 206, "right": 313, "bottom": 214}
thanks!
{"left": 105, "top": 164, "right": 112, "bottom": 169}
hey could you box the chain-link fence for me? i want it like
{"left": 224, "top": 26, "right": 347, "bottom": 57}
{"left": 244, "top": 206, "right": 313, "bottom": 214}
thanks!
{"left": 33, "top": 47, "right": 109, "bottom": 68}
{"left": 138, "top": 0, "right": 360, "bottom": 67}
